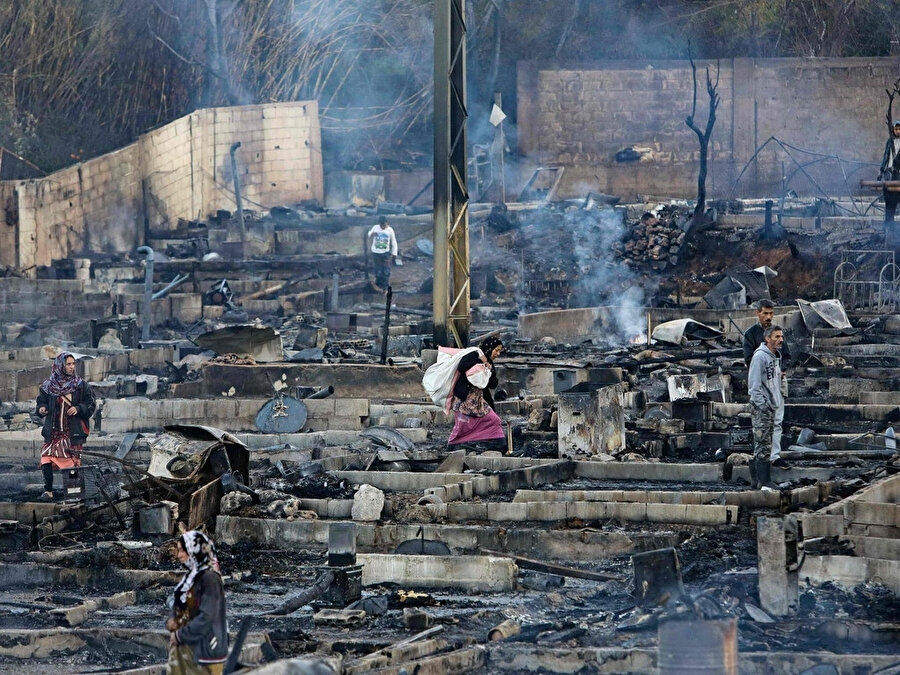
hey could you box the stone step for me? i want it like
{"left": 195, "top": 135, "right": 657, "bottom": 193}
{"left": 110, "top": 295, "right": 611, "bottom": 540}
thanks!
{"left": 216, "top": 516, "right": 682, "bottom": 562}
{"left": 436, "top": 500, "right": 738, "bottom": 526}
{"left": 801, "top": 555, "right": 900, "bottom": 594}
{"left": 574, "top": 461, "right": 722, "bottom": 483}
{"left": 358, "top": 553, "right": 516, "bottom": 591}
{"left": 513, "top": 488, "right": 781, "bottom": 508}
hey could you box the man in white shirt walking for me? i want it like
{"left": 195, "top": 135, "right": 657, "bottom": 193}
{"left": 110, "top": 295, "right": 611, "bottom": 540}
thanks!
{"left": 367, "top": 216, "right": 398, "bottom": 291}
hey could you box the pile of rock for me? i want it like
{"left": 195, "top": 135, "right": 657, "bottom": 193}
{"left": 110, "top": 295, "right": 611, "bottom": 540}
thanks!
{"left": 617, "top": 220, "right": 686, "bottom": 267}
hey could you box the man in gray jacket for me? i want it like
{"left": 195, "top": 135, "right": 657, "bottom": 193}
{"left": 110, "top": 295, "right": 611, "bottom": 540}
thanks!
{"left": 748, "top": 325, "right": 785, "bottom": 490}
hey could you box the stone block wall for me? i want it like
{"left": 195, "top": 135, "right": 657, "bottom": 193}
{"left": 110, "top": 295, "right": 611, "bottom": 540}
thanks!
{"left": 100, "top": 396, "right": 370, "bottom": 433}
{"left": 0, "top": 101, "right": 323, "bottom": 272}
{"left": 517, "top": 57, "right": 893, "bottom": 200}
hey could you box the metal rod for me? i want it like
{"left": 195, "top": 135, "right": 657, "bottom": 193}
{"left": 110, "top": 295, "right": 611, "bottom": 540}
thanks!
{"left": 136, "top": 246, "right": 154, "bottom": 343}
{"left": 268, "top": 570, "right": 335, "bottom": 615}
{"left": 152, "top": 273, "right": 190, "bottom": 300}
{"left": 381, "top": 285, "right": 393, "bottom": 365}
{"left": 229, "top": 142, "right": 245, "bottom": 245}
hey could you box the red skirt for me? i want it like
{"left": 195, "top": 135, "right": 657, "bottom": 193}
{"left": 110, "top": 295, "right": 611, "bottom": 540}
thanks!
{"left": 448, "top": 409, "right": 504, "bottom": 445}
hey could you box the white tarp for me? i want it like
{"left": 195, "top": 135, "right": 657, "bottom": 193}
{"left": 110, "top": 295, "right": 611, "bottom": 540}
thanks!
{"left": 651, "top": 319, "right": 723, "bottom": 346}
{"left": 796, "top": 299, "right": 852, "bottom": 330}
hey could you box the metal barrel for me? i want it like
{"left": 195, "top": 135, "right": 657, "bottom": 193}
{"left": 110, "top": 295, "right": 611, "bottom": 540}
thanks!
{"left": 488, "top": 619, "right": 521, "bottom": 642}
{"left": 658, "top": 619, "right": 737, "bottom": 675}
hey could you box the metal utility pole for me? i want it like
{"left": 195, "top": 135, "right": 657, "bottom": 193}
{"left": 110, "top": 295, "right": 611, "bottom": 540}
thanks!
{"left": 433, "top": 0, "right": 470, "bottom": 347}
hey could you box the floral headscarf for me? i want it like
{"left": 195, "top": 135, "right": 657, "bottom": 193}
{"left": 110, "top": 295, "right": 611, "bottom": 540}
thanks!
{"left": 41, "top": 352, "right": 84, "bottom": 397}
{"left": 173, "top": 530, "right": 221, "bottom": 608}
{"left": 479, "top": 336, "right": 504, "bottom": 362}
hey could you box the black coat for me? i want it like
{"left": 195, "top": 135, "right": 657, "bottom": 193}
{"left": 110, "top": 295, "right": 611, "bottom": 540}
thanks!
{"left": 742, "top": 323, "right": 791, "bottom": 367}
{"left": 173, "top": 569, "right": 229, "bottom": 664}
{"left": 36, "top": 381, "right": 96, "bottom": 445}
{"left": 453, "top": 350, "right": 498, "bottom": 410}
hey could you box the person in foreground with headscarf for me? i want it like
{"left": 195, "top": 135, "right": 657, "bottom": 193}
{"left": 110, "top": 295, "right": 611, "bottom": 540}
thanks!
{"left": 166, "top": 530, "right": 228, "bottom": 675}
{"left": 35, "top": 352, "right": 96, "bottom": 501}
{"left": 447, "top": 336, "right": 506, "bottom": 447}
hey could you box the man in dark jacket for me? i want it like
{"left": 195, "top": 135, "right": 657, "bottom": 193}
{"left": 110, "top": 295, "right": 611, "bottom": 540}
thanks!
{"left": 880, "top": 120, "right": 900, "bottom": 223}
{"left": 742, "top": 300, "right": 792, "bottom": 366}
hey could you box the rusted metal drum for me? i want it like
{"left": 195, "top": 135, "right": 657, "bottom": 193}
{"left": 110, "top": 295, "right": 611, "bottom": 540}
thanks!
{"left": 658, "top": 618, "right": 737, "bottom": 675}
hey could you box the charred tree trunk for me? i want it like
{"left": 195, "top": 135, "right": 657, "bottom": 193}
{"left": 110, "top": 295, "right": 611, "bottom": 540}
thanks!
{"left": 202, "top": 0, "right": 242, "bottom": 106}
{"left": 555, "top": 0, "right": 582, "bottom": 57}
{"left": 685, "top": 52, "right": 720, "bottom": 225}
{"left": 885, "top": 76, "right": 900, "bottom": 132}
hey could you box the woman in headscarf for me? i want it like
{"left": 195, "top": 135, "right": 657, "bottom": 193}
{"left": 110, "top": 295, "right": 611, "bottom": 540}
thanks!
{"left": 35, "top": 352, "right": 96, "bottom": 501}
{"left": 166, "top": 530, "right": 228, "bottom": 675}
{"left": 447, "top": 336, "right": 506, "bottom": 447}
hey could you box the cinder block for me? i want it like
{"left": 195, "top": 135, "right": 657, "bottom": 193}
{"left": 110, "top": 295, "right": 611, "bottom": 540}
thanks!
{"left": 647, "top": 503, "right": 687, "bottom": 523}
{"left": 460, "top": 481, "right": 474, "bottom": 500}
{"left": 568, "top": 501, "right": 611, "bottom": 520}
{"left": 326, "top": 500, "right": 353, "bottom": 518}
{"left": 305, "top": 419, "right": 328, "bottom": 432}
{"left": 326, "top": 416, "right": 363, "bottom": 431}
{"left": 526, "top": 501, "right": 567, "bottom": 521}
{"left": 472, "top": 476, "right": 491, "bottom": 496}
{"left": 447, "top": 503, "right": 487, "bottom": 521}
{"left": 234, "top": 399, "right": 265, "bottom": 421}
{"left": 335, "top": 399, "right": 369, "bottom": 418}
{"left": 487, "top": 502, "right": 527, "bottom": 521}
{"left": 607, "top": 502, "right": 648, "bottom": 521}
{"left": 444, "top": 483, "right": 463, "bottom": 502}
{"left": 101, "top": 399, "right": 131, "bottom": 419}
{"left": 304, "top": 399, "right": 335, "bottom": 417}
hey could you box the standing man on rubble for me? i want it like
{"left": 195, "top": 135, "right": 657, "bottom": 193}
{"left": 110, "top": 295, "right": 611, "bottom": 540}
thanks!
{"left": 367, "top": 215, "right": 398, "bottom": 291}
{"left": 743, "top": 299, "right": 790, "bottom": 468}
{"left": 748, "top": 325, "right": 785, "bottom": 490}
{"left": 879, "top": 120, "right": 900, "bottom": 224}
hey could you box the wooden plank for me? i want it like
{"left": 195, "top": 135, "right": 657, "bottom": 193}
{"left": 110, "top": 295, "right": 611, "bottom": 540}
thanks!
{"left": 313, "top": 609, "right": 366, "bottom": 626}
{"left": 480, "top": 548, "right": 624, "bottom": 582}
{"left": 188, "top": 478, "right": 222, "bottom": 530}
{"left": 114, "top": 433, "right": 140, "bottom": 460}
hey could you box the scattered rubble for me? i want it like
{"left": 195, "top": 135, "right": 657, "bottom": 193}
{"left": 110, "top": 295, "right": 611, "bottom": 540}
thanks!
{"left": 0, "top": 194, "right": 898, "bottom": 674}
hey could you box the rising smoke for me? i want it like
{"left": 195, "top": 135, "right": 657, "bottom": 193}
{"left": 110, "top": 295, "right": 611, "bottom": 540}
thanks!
{"left": 568, "top": 205, "right": 650, "bottom": 341}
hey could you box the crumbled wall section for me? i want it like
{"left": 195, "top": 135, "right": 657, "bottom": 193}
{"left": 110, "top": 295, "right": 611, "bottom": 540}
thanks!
{"left": 0, "top": 182, "right": 18, "bottom": 268}
{"left": 0, "top": 101, "right": 323, "bottom": 271}
{"left": 518, "top": 57, "right": 893, "bottom": 199}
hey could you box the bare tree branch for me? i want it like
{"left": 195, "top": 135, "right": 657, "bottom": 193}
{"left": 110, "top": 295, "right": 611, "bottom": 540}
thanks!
{"left": 685, "top": 46, "right": 720, "bottom": 222}
{"left": 149, "top": 22, "right": 198, "bottom": 67}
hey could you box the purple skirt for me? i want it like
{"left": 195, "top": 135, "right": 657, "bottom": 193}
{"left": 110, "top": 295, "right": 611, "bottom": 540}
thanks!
{"left": 448, "top": 408, "right": 504, "bottom": 445}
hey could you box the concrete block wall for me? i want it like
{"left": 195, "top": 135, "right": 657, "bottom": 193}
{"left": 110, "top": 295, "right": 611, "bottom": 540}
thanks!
{"left": 205, "top": 102, "right": 324, "bottom": 213}
{"left": 101, "top": 396, "right": 370, "bottom": 433}
{"left": 0, "top": 101, "right": 323, "bottom": 271}
{"left": 0, "top": 278, "right": 112, "bottom": 326}
{"left": 141, "top": 115, "right": 196, "bottom": 228}
{"left": 518, "top": 57, "right": 894, "bottom": 199}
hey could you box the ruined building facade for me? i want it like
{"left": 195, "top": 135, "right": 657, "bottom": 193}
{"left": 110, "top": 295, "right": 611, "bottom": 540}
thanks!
{"left": 0, "top": 101, "right": 324, "bottom": 271}
{"left": 518, "top": 56, "right": 896, "bottom": 199}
